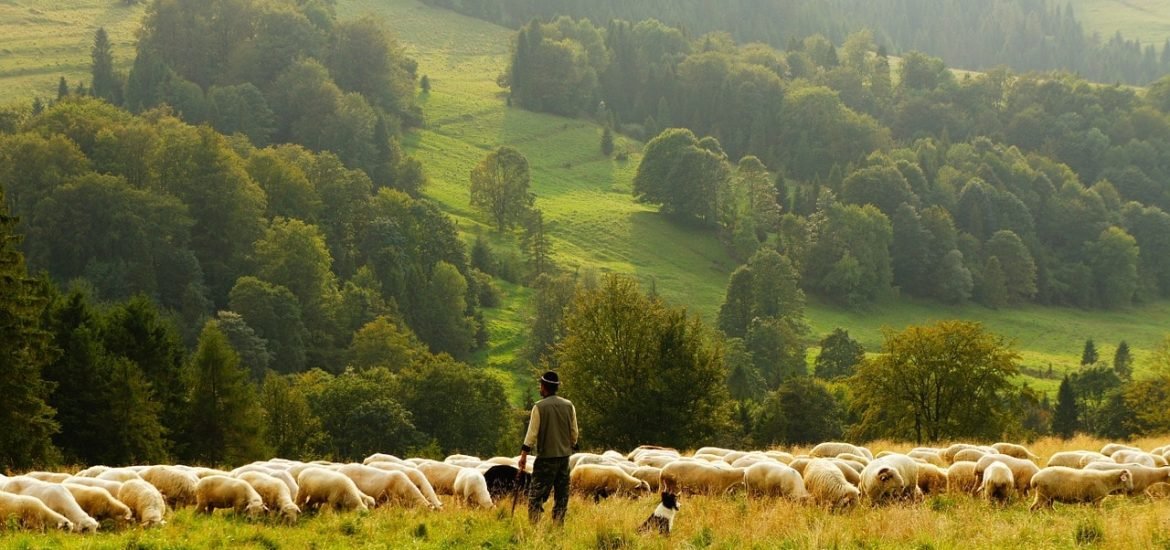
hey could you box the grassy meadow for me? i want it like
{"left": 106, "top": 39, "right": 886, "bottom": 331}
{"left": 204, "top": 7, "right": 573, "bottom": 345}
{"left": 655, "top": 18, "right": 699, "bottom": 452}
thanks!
{"left": 1071, "top": 0, "right": 1170, "bottom": 47}
{"left": 5, "top": 436, "right": 1170, "bottom": 549}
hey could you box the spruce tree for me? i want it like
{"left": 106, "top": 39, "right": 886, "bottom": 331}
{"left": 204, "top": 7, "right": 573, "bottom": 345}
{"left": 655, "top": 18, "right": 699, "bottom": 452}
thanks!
{"left": 601, "top": 126, "right": 614, "bottom": 156}
{"left": 0, "top": 193, "right": 60, "bottom": 470}
{"left": 1113, "top": 341, "right": 1133, "bottom": 380}
{"left": 1053, "top": 375, "right": 1079, "bottom": 439}
{"left": 420, "top": 74, "right": 431, "bottom": 94}
{"left": 184, "top": 321, "right": 267, "bottom": 464}
{"left": 1081, "top": 339, "right": 1098, "bottom": 366}
{"left": 91, "top": 27, "right": 119, "bottom": 103}
{"left": 57, "top": 77, "right": 69, "bottom": 100}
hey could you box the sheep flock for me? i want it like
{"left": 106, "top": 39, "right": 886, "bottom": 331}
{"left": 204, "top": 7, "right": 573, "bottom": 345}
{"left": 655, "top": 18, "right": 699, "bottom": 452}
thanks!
{"left": 1, "top": 440, "right": 1168, "bottom": 534}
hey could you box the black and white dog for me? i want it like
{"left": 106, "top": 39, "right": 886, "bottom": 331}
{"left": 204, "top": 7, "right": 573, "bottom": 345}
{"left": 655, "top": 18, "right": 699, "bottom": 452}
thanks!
{"left": 637, "top": 492, "right": 679, "bottom": 535}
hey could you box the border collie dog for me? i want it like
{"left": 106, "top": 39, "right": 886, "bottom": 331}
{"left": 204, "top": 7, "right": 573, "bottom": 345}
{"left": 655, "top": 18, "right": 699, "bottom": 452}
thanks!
{"left": 638, "top": 492, "right": 679, "bottom": 535}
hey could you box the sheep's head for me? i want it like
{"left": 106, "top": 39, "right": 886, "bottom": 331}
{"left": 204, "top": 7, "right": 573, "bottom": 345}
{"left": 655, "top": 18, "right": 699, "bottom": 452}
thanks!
{"left": 877, "top": 468, "right": 893, "bottom": 483}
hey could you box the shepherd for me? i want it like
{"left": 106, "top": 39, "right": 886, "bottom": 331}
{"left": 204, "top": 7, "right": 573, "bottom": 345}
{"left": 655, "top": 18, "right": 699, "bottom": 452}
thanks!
{"left": 518, "top": 370, "right": 580, "bottom": 525}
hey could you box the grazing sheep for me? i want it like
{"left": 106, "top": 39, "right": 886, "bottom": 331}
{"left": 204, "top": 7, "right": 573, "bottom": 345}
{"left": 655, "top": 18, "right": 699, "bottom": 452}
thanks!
{"left": 97, "top": 469, "right": 142, "bottom": 483}
{"left": 1046, "top": 451, "right": 1108, "bottom": 469}
{"left": 828, "top": 459, "right": 862, "bottom": 486}
{"left": 1083, "top": 463, "right": 1170, "bottom": 495}
{"left": 745, "top": 462, "right": 808, "bottom": 500}
{"left": 992, "top": 443, "right": 1040, "bottom": 461}
{"left": 570, "top": 465, "right": 650, "bottom": 499}
{"left": 788, "top": 458, "right": 811, "bottom": 476}
{"left": 631, "top": 466, "right": 662, "bottom": 493}
{"left": 859, "top": 455, "right": 920, "bottom": 504}
{"left": 1101, "top": 443, "right": 1140, "bottom": 457}
{"left": 0, "top": 491, "right": 73, "bottom": 532}
{"left": 336, "top": 464, "right": 431, "bottom": 509}
{"left": 634, "top": 453, "right": 678, "bottom": 469}
{"left": 444, "top": 454, "right": 481, "bottom": 464}
{"left": 979, "top": 462, "right": 1015, "bottom": 505}
{"left": 1111, "top": 450, "right": 1161, "bottom": 468}
{"left": 62, "top": 484, "right": 133, "bottom": 526}
{"left": 627, "top": 445, "right": 679, "bottom": 461}
{"left": 952, "top": 448, "right": 990, "bottom": 464}
{"left": 837, "top": 453, "right": 870, "bottom": 466}
{"left": 140, "top": 465, "right": 200, "bottom": 508}
{"left": 63, "top": 477, "right": 124, "bottom": 495}
{"left": 908, "top": 450, "right": 947, "bottom": 468}
{"left": 1029, "top": 467, "right": 1133, "bottom": 510}
{"left": 237, "top": 472, "right": 300, "bottom": 522}
{"left": 694, "top": 447, "right": 736, "bottom": 458}
{"left": 23, "top": 472, "right": 71, "bottom": 483}
{"left": 764, "top": 451, "right": 795, "bottom": 464}
{"left": 190, "top": 467, "right": 230, "bottom": 479}
{"left": 195, "top": 475, "right": 267, "bottom": 519}
{"left": 417, "top": 462, "right": 463, "bottom": 495}
{"left": 940, "top": 444, "right": 994, "bottom": 464}
{"left": 917, "top": 463, "right": 948, "bottom": 496}
{"left": 364, "top": 461, "right": 442, "bottom": 509}
{"left": 730, "top": 453, "right": 773, "bottom": 469}
{"left": 74, "top": 466, "right": 110, "bottom": 478}
{"left": 7, "top": 479, "right": 100, "bottom": 533}
{"left": 946, "top": 461, "right": 979, "bottom": 495}
{"left": 660, "top": 461, "right": 745, "bottom": 495}
{"left": 803, "top": 459, "right": 860, "bottom": 510}
{"left": 482, "top": 465, "right": 531, "bottom": 502}
{"left": 363, "top": 453, "right": 410, "bottom": 466}
{"left": 296, "top": 468, "right": 370, "bottom": 513}
{"left": 810, "top": 442, "right": 873, "bottom": 461}
{"left": 973, "top": 454, "right": 1040, "bottom": 495}
{"left": 453, "top": 468, "right": 494, "bottom": 508}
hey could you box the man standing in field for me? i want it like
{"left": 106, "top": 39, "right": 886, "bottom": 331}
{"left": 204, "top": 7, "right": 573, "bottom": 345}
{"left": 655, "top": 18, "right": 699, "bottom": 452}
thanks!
{"left": 518, "top": 370, "right": 579, "bottom": 525}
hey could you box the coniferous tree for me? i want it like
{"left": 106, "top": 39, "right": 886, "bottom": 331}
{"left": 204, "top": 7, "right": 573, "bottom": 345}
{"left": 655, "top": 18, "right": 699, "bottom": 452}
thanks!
{"left": 184, "top": 321, "right": 267, "bottom": 464}
{"left": 420, "top": 74, "right": 431, "bottom": 94}
{"left": 91, "top": 27, "right": 119, "bottom": 104}
{"left": 57, "top": 77, "right": 69, "bottom": 100}
{"left": 600, "top": 126, "right": 614, "bottom": 156}
{"left": 0, "top": 196, "right": 60, "bottom": 470}
{"left": 1114, "top": 341, "right": 1133, "bottom": 380}
{"left": 1053, "top": 375, "right": 1079, "bottom": 439}
{"left": 1081, "top": 339, "right": 1098, "bottom": 366}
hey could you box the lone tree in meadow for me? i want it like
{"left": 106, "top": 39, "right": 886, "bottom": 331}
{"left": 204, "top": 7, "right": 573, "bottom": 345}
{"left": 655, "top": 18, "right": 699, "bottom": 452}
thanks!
{"left": 1081, "top": 339, "right": 1098, "bottom": 366}
{"left": 470, "top": 146, "right": 534, "bottom": 231}
{"left": 91, "top": 27, "right": 120, "bottom": 104}
{"left": 1053, "top": 375, "right": 1079, "bottom": 439}
{"left": 849, "top": 320, "right": 1020, "bottom": 443}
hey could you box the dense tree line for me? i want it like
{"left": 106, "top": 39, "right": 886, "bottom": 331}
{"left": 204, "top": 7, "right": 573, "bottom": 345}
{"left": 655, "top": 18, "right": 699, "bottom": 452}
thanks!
{"left": 89, "top": 0, "right": 424, "bottom": 194}
{"left": 507, "top": 16, "right": 1170, "bottom": 310}
{"left": 435, "top": 0, "right": 1170, "bottom": 85}
{"left": 0, "top": 98, "right": 516, "bottom": 469}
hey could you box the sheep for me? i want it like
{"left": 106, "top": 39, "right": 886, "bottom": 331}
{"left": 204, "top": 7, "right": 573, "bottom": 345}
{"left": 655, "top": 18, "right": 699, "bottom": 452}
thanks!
{"left": 694, "top": 447, "right": 736, "bottom": 458}
{"left": 859, "top": 454, "right": 920, "bottom": 504}
{"left": 946, "top": 461, "right": 979, "bottom": 495}
{"left": 570, "top": 464, "right": 650, "bottom": 500}
{"left": 6, "top": 479, "right": 100, "bottom": 533}
{"left": 444, "top": 454, "right": 481, "bottom": 464}
{"left": 627, "top": 445, "right": 679, "bottom": 461}
{"left": 1101, "top": 443, "right": 1141, "bottom": 457}
{"left": 803, "top": 459, "right": 860, "bottom": 510}
{"left": 237, "top": 471, "right": 300, "bottom": 522}
{"left": 788, "top": 458, "right": 811, "bottom": 475}
{"left": 660, "top": 461, "right": 745, "bottom": 495}
{"left": 363, "top": 453, "right": 411, "bottom": 466}
{"left": 908, "top": 450, "right": 947, "bottom": 468}
{"left": 810, "top": 442, "right": 873, "bottom": 461}
{"left": 336, "top": 464, "right": 431, "bottom": 509}
{"left": 0, "top": 491, "right": 73, "bottom": 532}
{"left": 1046, "top": 451, "right": 1108, "bottom": 469}
{"left": 940, "top": 444, "right": 994, "bottom": 464}
{"left": 97, "top": 468, "right": 142, "bottom": 483}
{"left": 74, "top": 466, "right": 110, "bottom": 478}
{"left": 296, "top": 468, "right": 370, "bottom": 513}
{"left": 745, "top": 462, "right": 808, "bottom": 500}
{"left": 634, "top": 453, "right": 678, "bottom": 469}
{"left": 979, "top": 462, "right": 1015, "bottom": 505}
{"left": 417, "top": 462, "right": 463, "bottom": 495}
{"left": 917, "top": 463, "right": 948, "bottom": 496}
{"left": 23, "top": 472, "right": 71, "bottom": 483}
{"left": 453, "top": 468, "right": 494, "bottom": 508}
{"left": 140, "top": 465, "right": 200, "bottom": 508}
{"left": 63, "top": 477, "right": 124, "bottom": 495}
{"left": 1029, "top": 466, "right": 1133, "bottom": 510}
{"left": 231, "top": 467, "right": 299, "bottom": 500}
{"left": 62, "top": 484, "right": 134, "bottom": 525}
{"left": 764, "top": 451, "right": 795, "bottom": 464}
{"left": 1083, "top": 462, "right": 1170, "bottom": 495}
{"left": 631, "top": 466, "right": 662, "bottom": 493}
{"left": 195, "top": 475, "right": 267, "bottom": 519}
{"left": 364, "top": 461, "right": 442, "bottom": 509}
{"left": 834, "top": 458, "right": 866, "bottom": 474}
{"left": 482, "top": 465, "right": 531, "bottom": 502}
{"left": 992, "top": 442, "right": 1040, "bottom": 461}
{"left": 730, "top": 453, "right": 774, "bottom": 469}
{"left": 1111, "top": 450, "right": 1162, "bottom": 468}
{"left": 973, "top": 454, "right": 1040, "bottom": 495}
{"left": 828, "top": 459, "right": 863, "bottom": 486}
{"left": 190, "top": 467, "right": 231, "bottom": 479}
{"left": 952, "top": 448, "right": 989, "bottom": 464}
{"left": 837, "top": 453, "right": 870, "bottom": 466}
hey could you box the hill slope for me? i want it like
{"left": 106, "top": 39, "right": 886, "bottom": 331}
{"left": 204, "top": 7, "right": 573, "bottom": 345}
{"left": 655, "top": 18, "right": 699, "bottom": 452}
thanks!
{"left": 1071, "top": 0, "right": 1170, "bottom": 46}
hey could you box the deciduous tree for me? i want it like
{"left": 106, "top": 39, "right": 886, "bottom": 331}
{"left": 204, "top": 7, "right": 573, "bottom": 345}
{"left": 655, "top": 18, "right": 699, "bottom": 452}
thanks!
{"left": 469, "top": 146, "right": 534, "bottom": 231}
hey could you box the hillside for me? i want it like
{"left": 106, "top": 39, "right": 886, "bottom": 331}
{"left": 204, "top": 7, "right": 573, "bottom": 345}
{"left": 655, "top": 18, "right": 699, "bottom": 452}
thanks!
{"left": 337, "top": 0, "right": 1169, "bottom": 396}
{"left": 1071, "top": 0, "right": 1170, "bottom": 46}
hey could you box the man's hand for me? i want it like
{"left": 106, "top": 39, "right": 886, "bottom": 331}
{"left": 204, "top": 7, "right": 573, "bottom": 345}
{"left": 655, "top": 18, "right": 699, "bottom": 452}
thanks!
{"left": 517, "top": 451, "right": 528, "bottom": 477}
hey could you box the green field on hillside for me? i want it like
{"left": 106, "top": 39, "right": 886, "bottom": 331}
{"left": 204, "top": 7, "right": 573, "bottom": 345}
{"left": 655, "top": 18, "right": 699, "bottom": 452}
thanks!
{"left": 1071, "top": 0, "right": 1170, "bottom": 47}
{"left": 0, "top": 0, "right": 144, "bottom": 105}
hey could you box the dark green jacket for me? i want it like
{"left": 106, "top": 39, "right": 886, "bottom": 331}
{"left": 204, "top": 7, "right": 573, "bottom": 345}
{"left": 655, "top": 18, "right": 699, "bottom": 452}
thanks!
{"left": 521, "top": 395, "right": 579, "bottom": 458}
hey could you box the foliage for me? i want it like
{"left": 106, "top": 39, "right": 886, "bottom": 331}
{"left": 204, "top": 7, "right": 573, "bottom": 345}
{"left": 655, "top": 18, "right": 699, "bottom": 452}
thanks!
{"left": 557, "top": 275, "right": 731, "bottom": 449}
{"left": 814, "top": 328, "right": 865, "bottom": 380}
{"left": 850, "top": 321, "right": 1020, "bottom": 443}
{"left": 469, "top": 146, "right": 534, "bottom": 231}
{"left": 397, "top": 355, "right": 513, "bottom": 456}
{"left": 753, "top": 376, "right": 845, "bottom": 446}
{"left": 1053, "top": 375, "right": 1079, "bottom": 439}
{"left": 259, "top": 372, "right": 324, "bottom": 460}
{"left": 184, "top": 321, "right": 268, "bottom": 464}
{"left": 303, "top": 367, "right": 421, "bottom": 460}
{"left": 633, "top": 128, "right": 729, "bottom": 224}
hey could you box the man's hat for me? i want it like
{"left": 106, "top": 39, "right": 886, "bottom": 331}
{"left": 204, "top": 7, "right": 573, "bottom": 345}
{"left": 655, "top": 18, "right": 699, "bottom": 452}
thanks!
{"left": 540, "top": 371, "right": 560, "bottom": 385}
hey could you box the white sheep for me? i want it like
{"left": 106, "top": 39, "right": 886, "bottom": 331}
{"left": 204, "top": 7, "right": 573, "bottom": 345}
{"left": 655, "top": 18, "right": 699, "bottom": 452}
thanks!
{"left": 296, "top": 467, "right": 371, "bottom": 513}
{"left": 1083, "top": 462, "right": 1170, "bottom": 495}
{"left": 236, "top": 471, "right": 300, "bottom": 522}
{"left": 97, "top": 468, "right": 142, "bottom": 483}
{"left": 570, "top": 464, "right": 651, "bottom": 499}
{"left": 991, "top": 442, "right": 1040, "bottom": 461}
{"left": 0, "top": 491, "right": 73, "bottom": 532}
{"left": 195, "top": 475, "right": 267, "bottom": 519}
{"left": 811, "top": 442, "right": 873, "bottom": 461}
{"left": 744, "top": 462, "right": 808, "bottom": 500}
{"left": 946, "top": 461, "right": 979, "bottom": 495}
{"left": 337, "top": 464, "right": 432, "bottom": 509}
{"left": 62, "top": 477, "right": 124, "bottom": 495}
{"left": 916, "top": 463, "right": 948, "bottom": 496}
{"left": 140, "top": 465, "right": 200, "bottom": 508}
{"left": 6, "top": 479, "right": 100, "bottom": 533}
{"left": 1111, "top": 450, "right": 1162, "bottom": 468}
{"left": 62, "top": 483, "right": 134, "bottom": 526}
{"left": 364, "top": 453, "right": 411, "bottom": 466}
{"left": 803, "top": 458, "right": 860, "bottom": 510}
{"left": 23, "top": 472, "right": 71, "bottom": 483}
{"left": 631, "top": 466, "right": 662, "bottom": 493}
{"left": 453, "top": 468, "right": 494, "bottom": 508}
{"left": 973, "top": 454, "right": 1040, "bottom": 495}
{"left": 1046, "top": 451, "right": 1108, "bottom": 469}
{"left": 416, "top": 461, "right": 463, "bottom": 495}
{"left": 859, "top": 454, "right": 920, "bottom": 504}
{"left": 1029, "top": 466, "right": 1133, "bottom": 510}
{"left": 364, "top": 461, "right": 442, "bottom": 509}
{"left": 979, "top": 462, "right": 1015, "bottom": 505}
{"left": 660, "top": 461, "right": 745, "bottom": 495}
{"left": 1100, "top": 443, "right": 1141, "bottom": 457}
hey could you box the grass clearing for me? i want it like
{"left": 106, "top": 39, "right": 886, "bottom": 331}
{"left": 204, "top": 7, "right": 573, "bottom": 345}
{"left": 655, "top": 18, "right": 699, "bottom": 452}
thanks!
{"left": 1070, "top": 0, "right": 1170, "bottom": 47}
